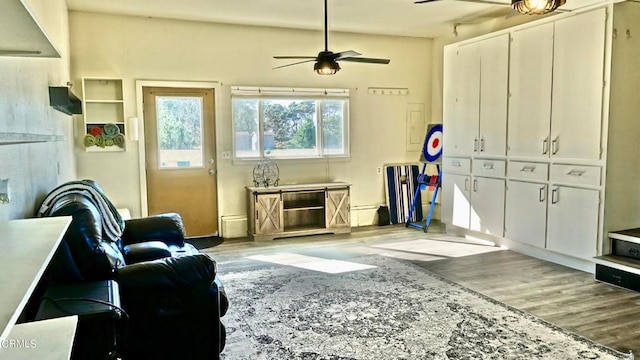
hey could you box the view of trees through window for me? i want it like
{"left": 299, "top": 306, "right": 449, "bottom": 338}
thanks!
{"left": 156, "top": 96, "right": 204, "bottom": 168}
{"left": 233, "top": 97, "right": 347, "bottom": 159}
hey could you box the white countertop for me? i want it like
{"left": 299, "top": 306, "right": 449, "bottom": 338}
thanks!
{"left": 0, "top": 316, "right": 78, "bottom": 359}
{"left": 0, "top": 217, "right": 72, "bottom": 342}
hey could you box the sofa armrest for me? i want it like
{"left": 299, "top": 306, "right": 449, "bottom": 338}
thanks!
{"left": 122, "top": 213, "right": 185, "bottom": 246}
{"left": 114, "top": 253, "right": 217, "bottom": 290}
{"left": 123, "top": 241, "right": 172, "bottom": 263}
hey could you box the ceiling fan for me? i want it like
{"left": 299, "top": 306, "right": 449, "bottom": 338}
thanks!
{"left": 414, "top": 0, "right": 566, "bottom": 16}
{"left": 273, "top": 0, "right": 390, "bottom": 75}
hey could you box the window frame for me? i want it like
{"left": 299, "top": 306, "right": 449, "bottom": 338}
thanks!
{"left": 231, "top": 86, "right": 350, "bottom": 161}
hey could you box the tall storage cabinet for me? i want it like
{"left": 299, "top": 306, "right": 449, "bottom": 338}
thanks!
{"left": 442, "top": 3, "right": 640, "bottom": 272}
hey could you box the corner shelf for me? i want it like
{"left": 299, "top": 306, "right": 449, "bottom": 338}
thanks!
{"left": 81, "top": 78, "right": 126, "bottom": 152}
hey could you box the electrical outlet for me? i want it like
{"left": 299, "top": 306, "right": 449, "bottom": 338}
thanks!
{"left": 222, "top": 151, "right": 231, "bottom": 159}
{"left": 376, "top": 167, "right": 382, "bottom": 174}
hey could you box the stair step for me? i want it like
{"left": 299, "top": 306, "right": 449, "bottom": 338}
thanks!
{"left": 594, "top": 254, "right": 640, "bottom": 275}
{"left": 608, "top": 228, "right": 640, "bottom": 245}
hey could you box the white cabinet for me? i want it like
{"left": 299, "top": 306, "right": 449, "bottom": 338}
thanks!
{"left": 547, "top": 186, "right": 600, "bottom": 260}
{"left": 441, "top": 173, "right": 471, "bottom": 229}
{"left": 443, "top": 34, "right": 509, "bottom": 157}
{"left": 550, "top": 9, "right": 606, "bottom": 160}
{"left": 470, "top": 177, "right": 505, "bottom": 236}
{"left": 505, "top": 181, "right": 547, "bottom": 248}
{"left": 507, "top": 9, "right": 606, "bottom": 161}
{"left": 508, "top": 23, "right": 554, "bottom": 158}
{"left": 478, "top": 34, "right": 509, "bottom": 156}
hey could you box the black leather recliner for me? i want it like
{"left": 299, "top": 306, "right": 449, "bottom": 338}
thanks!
{"left": 38, "top": 180, "right": 228, "bottom": 360}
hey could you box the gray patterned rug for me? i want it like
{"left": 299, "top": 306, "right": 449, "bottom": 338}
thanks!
{"left": 218, "top": 255, "right": 630, "bottom": 360}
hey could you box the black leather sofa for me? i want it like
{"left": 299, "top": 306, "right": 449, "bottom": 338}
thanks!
{"left": 37, "top": 180, "right": 228, "bottom": 360}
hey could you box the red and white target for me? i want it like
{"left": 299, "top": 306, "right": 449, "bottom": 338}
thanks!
{"left": 422, "top": 124, "right": 443, "bottom": 163}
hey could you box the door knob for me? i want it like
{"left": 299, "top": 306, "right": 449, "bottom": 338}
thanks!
{"left": 209, "top": 169, "right": 215, "bottom": 175}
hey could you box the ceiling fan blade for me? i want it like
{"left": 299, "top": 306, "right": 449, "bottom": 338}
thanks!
{"left": 274, "top": 56, "right": 317, "bottom": 59}
{"left": 272, "top": 59, "right": 316, "bottom": 70}
{"left": 335, "top": 50, "right": 361, "bottom": 59}
{"left": 340, "top": 57, "right": 390, "bottom": 64}
{"left": 414, "top": 0, "right": 439, "bottom": 3}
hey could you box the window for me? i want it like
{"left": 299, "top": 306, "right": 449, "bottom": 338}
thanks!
{"left": 155, "top": 96, "right": 204, "bottom": 168}
{"left": 232, "top": 87, "right": 349, "bottom": 160}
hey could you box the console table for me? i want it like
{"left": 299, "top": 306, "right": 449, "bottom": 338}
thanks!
{"left": 246, "top": 182, "right": 351, "bottom": 241}
{"left": 0, "top": 217, "right": 76, "bottom": 359}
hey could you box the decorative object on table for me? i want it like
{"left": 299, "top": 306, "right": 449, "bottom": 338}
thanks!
{"left": 84, "top": 123, "right": 125, "bottom": 149}
{"left": 253, "top": 158, "right": 280, "bottom": 187}
{"left": 218, "top": 254, "right": 628, "bottom": 360}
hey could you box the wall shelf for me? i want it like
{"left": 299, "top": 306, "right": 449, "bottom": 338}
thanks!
{"left": 0, "top": 132, "right": 64, "bottom": 145}
{"left": 81, "top": 78, "right": 126, "bottom": 152}
{"left": 49, "top": 87, "right": 82, "bottom": 115}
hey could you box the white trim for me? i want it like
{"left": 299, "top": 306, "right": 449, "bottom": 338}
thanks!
{"left": 231, "top": 86, "right": 349, "bottom": 97}
{"left": 135, "top": 80, "right": 220, "bottom": 219}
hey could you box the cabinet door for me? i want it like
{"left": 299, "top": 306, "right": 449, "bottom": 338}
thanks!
{"left": 441, "top": 173, "right": 471, "bottom": 229}
{"left": 254, "top": 193, "right": 283, "bottom": 234}
{"left": 505, "top": 181, "right": 547, "bottom": 248}
{"left": 478, "top": 34, "right": 509, "bottom": 156}
{"left": 508, "top": 23, "right": 554, "bottom": 158}
{"left": 547, "top": 186, "right": 600, "bottom": 260}
{"left": 326, "top": 189, "right": 350, "bottom": 228}
{"left": 470, "top": 177, "right": 505, "bottom": 236}
{"left": 551, "top": 9, "right": 606, "bottom": 160}
{"left": 445, "top": 42, "right": 480, "bottom": 156}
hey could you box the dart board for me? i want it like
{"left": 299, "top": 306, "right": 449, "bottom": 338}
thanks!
{"left": 420, "top": 124, "right": 443, "bottom": 163}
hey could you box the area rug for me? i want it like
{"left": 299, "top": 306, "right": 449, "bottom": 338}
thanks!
{"left": 218, "top": 255, "right": 630, "bottom": 360}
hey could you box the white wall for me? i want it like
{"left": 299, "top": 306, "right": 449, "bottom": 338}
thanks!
{"left": 69, "top": 12, "right": 433, "bottom": 229}
{"left": 0, "top": 0, "right": 74, "bottom": 220}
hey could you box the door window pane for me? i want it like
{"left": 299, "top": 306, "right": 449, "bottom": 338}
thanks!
{"left": 156, "top": 96, "right": 204, "bottom": 168}
{"left": 233, "top": 98, "right": 260, "bottom": 158}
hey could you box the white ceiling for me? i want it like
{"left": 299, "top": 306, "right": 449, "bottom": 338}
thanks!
{"left": 65, "top": 0, "right": 611, "bottom": 38}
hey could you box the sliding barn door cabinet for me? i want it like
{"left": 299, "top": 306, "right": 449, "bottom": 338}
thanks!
{"left": 246, "top": 182, "right": 351, "bottom": 241}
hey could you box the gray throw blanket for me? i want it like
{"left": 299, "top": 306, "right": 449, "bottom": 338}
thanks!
{"left": 37, "top": 180, "right": 124, "bottom": 243}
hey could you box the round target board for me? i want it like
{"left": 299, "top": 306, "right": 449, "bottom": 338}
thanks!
{"left": 422, "top": 124, "right": 443, "bottom": 163}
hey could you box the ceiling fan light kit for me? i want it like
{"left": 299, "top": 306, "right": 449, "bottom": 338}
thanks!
{"left": 511, "top": 0, "right": 566, "bottom": 15}
{"left": 314, "top": 54, "right": 341, "bottom": 75}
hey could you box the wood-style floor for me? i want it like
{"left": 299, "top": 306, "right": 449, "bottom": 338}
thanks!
{"left": 203, "top": 223, "right": 640, "bottom": 356}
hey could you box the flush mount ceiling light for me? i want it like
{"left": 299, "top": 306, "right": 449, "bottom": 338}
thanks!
{"left": 512, "top": 0, "right": 566, "bottom": 15}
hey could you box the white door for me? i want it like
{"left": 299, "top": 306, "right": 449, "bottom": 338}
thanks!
{"left": 442, "top": 173, "right": 471, "bottom": 229}
{"left": 478, "top": 34, "right": 509, "bottom": 156}
{"left": 505, "top": 181, "right": 547, "bottom": 248}
{"left": 508, "top": 23, "right": 554, "bottom": 158}
{"left": 449, "top": 42, "right": 480, "bottom": 156}
{"left": 547, "top": 186, "right": 600, "bottom": 260}
{"left": 470, "top": 177, "right": 505, "bottom": 236}
{"left": 551, "top": 8, "right": 606, "bottom": 160}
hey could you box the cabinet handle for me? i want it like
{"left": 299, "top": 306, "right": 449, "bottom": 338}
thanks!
{"left": 520, "top": 166, "right": 535, "bottom": 173}
{"left": 256, "top": 209, "right": 259, "bottom": 220}
{"left": 473, "top": 138, "right": 478, "bottom": 152}
{"left": 539, "top": 186, "right": 546, "bottom": 202}
{"left": 542, "top": 137, "right": 549, "bottom": 155}
{"left": 552, "top": 137, "right": 559, "bottom": 155}
{"left": 473, "top": 179, "right": 478, "bottom": 192}
{"left": 452, "top": 161, "right": 461, "bottom": 167}
{"left": 464, "top": 178, "right": 469, "bottom": 191}
{"left": 480, "top": 137, "right": 485, "bottom": 152}
{"left": 551, "top": 187, "right": 559, "bottom": 204}
{"left": 567, "top": 170, "right": 585, "bottom": 177}
{"left": 483, "top": 163, "right": 494, "bottom": 170}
